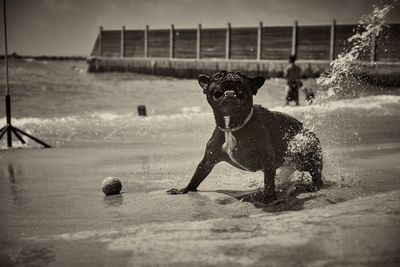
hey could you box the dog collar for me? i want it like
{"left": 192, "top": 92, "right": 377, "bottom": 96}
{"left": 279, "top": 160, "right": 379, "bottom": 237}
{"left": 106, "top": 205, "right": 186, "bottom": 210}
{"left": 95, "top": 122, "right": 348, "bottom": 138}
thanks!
{"left": 218, "top": 107, "right": 254, "bottom": 133}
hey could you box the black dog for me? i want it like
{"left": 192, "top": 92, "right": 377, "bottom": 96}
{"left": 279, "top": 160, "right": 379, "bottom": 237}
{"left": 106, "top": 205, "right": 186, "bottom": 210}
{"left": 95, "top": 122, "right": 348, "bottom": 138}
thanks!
{"left": 167, "top": 70, "right": 323, "bottom": 203}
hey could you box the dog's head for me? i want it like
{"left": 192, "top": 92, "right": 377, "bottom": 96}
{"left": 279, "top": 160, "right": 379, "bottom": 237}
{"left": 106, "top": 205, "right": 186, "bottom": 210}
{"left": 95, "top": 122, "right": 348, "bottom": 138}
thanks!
{"left": 197, "top": 70, "right": 265, "bottom": 116}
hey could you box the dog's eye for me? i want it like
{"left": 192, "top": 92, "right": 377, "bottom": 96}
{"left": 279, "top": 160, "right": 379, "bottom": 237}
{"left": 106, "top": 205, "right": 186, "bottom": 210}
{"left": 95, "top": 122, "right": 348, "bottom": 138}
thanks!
{"left": 213, "top": 91, "right": 223, "bottom": 99}
{"left": 214, "top": 73, "right": 222, "bottom": 79}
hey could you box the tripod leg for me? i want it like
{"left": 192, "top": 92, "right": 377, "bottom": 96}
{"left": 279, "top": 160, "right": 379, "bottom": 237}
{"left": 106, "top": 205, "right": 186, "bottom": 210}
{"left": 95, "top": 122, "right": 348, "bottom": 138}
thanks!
{"left": 13, "top": 127, "right": 51, "bottom": 148}
{"left": 11, "top": 126, "right": 25, "bottom": 144}
{"left": 0, "top": 125, "right": 8, "bottom": 140}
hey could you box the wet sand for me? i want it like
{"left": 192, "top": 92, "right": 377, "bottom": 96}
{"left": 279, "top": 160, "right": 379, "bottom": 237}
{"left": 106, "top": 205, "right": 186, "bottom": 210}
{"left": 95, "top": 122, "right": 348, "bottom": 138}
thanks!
{"left": 0, "top": 136, "right": 399, "bottom": 266}
{"left": 10, "top": 190, "right": 399, "bottom": 267}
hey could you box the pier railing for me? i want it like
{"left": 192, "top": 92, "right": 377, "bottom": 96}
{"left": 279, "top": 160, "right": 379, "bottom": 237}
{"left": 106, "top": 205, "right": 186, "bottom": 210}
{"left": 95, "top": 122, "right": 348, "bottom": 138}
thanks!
{"left": 90, "top": 21, "right": 400, "bottom": 63}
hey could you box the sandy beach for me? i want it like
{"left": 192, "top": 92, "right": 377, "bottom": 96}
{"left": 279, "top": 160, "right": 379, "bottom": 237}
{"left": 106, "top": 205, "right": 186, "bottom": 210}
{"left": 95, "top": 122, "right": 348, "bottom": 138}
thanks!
{"left": 0, "top": 141, "right": 399, "bottom": 266}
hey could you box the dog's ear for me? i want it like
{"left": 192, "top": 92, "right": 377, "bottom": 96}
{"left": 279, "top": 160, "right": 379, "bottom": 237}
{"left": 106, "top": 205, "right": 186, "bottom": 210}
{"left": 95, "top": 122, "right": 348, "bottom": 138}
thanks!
{"left": 198, "top": 74, "right": 210, "bottom": 93}
{"left": 250, "top": 76, "right": 265, "bottom": 95}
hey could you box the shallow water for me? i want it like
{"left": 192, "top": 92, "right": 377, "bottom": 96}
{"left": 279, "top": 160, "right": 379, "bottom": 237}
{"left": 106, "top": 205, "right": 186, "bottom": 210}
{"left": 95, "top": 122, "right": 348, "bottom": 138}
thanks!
{"left": 1, "top": 59, "right": 399, "bottom": 148}
{"left": 0, "top": 59, "right": 399, "bottom": 240}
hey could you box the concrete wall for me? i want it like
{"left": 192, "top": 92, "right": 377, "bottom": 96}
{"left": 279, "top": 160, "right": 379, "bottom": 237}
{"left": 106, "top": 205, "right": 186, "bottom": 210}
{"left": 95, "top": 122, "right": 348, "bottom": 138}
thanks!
{"left": 91, "top": 24, "right": 400, "bottom": 62}
{"left": 87, "top": 57, "right": 329, "bottom": 78}
{"left": 87, "top": 57, "right": 400, "bottom": 86}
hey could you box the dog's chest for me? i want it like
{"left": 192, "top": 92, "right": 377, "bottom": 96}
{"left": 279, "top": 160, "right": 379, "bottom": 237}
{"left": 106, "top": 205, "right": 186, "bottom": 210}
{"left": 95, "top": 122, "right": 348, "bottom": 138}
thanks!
{"left": 222, "top": 116, "right": 251, "bottom": 171}
{"left": 222, "top": 131, "right": 237, "bottom": 153}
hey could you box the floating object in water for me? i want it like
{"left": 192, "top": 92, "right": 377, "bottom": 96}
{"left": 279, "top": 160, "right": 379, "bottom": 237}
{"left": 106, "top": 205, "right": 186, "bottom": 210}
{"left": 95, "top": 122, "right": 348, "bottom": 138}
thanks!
{"left": 138, "top": 105, "right": 147, "bottom": 116}
{"left": 102, "top": 177, "right": 122, "bottom": 195}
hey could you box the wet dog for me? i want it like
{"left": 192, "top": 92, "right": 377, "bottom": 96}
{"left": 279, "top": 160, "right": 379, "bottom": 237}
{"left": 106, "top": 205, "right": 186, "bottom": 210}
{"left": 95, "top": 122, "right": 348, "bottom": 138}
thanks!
{"left": 167, "top": 70, "right": 323, "bottom": 203}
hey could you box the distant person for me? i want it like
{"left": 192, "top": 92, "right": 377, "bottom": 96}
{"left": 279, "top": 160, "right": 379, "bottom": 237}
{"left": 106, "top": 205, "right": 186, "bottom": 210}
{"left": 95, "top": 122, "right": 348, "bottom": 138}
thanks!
{"left": 303, "top": 87, "right": 315, "bottom": 104}
{"left": 284, "top": 55, "right": 302, "bottom": 106}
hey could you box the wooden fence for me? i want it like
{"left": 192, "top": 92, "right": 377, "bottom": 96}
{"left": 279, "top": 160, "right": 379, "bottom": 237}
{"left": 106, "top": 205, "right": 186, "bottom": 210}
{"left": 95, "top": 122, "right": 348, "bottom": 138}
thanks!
{"left": 90, "top": 21, "right": 400, "bottom": 62}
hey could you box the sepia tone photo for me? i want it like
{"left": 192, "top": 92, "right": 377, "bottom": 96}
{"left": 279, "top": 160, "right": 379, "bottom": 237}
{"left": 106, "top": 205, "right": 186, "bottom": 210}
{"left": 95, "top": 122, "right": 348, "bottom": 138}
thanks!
{"left": 0, "top": 0, "right": 399, "bottom": 266}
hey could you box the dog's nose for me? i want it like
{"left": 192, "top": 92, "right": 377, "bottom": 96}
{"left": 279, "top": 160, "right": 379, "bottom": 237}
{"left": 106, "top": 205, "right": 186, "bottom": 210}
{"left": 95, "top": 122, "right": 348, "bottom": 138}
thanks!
{"left": 224, "top": 90, "right": 236, "bottom": 97}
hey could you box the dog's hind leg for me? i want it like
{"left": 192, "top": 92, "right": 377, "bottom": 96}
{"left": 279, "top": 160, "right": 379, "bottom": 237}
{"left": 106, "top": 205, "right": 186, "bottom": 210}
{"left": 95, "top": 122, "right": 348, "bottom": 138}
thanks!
{"left": 309, "top": 154, "right": 323, "bottom": 189}
{"left": 288, "top": 129, "right": 323, "bottom": 191}
{"left": 262, "top": 167, "right": 277, "bottom": 203}
{"left": 303, "top": 139, "right": 323, "bottom": 190}
{"left": 307, "top": 133, "right": 324, "bottom": 189}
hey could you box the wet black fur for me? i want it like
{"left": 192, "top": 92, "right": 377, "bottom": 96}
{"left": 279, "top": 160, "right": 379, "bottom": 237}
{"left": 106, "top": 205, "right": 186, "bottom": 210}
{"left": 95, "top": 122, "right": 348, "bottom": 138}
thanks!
{"left": 167, "top": 70, "right": 323, "bottom": 203}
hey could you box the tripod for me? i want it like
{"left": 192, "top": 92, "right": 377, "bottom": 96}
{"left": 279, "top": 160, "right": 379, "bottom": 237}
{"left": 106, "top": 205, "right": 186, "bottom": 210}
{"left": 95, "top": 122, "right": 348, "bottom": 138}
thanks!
{"left": 0, "top": 0, "right": 50, "bottom": 148}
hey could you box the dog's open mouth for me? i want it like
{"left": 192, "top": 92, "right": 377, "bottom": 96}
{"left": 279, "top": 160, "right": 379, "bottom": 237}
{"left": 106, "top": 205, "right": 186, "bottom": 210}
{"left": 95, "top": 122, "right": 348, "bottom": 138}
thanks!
{"left": 213, "top": 90, "right": 245, "bottom": 104}
{"left": 210, "top": 80, "right": 249, "bottom": 115}
{"left": 216, "top": 92, "right": 246, "bottom": 115}
{"left": 212, "top": 87, "right": 247, "bottom": 102}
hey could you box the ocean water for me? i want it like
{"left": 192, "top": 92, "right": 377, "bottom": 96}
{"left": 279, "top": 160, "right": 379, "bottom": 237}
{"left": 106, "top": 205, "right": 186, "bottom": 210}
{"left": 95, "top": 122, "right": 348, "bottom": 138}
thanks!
{"left": 0, "top": 58, "right": 399, "bottom": 150}
{"left": 0, "top": 59, "right": 399, "bottom": 240}
{"left": 0, "top": 58, "right": 399, "bottom": 193}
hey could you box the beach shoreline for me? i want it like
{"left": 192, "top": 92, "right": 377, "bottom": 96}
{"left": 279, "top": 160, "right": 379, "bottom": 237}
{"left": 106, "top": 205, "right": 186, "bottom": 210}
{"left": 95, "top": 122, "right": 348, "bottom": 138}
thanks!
{"left": 0, "top": 60, "right": 399, "bottom": 266}
{"left": 1, "top": 135, "right": 399, "bottom": 266}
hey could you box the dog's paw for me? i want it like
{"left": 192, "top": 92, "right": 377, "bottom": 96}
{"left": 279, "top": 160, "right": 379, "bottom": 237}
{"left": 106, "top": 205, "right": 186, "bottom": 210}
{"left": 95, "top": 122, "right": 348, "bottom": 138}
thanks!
{"left": 167, "top": 188, "right": 189, "bottom": 195}
{"left": 261, "top": 193, "right": 277, "bottom": 204}
{"left": 311, "top": 180, "right": 323, "bottom": 191}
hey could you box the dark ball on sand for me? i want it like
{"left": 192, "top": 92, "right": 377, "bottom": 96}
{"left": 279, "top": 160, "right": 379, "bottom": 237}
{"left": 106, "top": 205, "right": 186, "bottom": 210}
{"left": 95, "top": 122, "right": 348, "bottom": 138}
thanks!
{"left": 102, "top": 177, "right": 122, "bottom": 195}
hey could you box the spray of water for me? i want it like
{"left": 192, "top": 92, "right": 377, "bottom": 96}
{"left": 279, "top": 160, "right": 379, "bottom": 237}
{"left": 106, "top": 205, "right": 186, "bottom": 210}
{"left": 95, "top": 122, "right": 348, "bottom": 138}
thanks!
{"left": 285, "top": 3, "right": 395, "bottom": 186}
{"left": 301, "top": 3, "right": 394, "bottom": 133}
{"left": 316, "top": 4, "right": 393, "bottom": 99}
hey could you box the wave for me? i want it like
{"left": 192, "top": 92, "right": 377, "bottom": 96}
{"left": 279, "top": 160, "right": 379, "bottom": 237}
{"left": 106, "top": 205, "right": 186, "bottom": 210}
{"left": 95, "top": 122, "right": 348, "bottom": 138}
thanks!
{"left": 271, "top": 95, "right": 400, "bottom": 115}
{"left": 1, "top": 95, "right": 399, "bottom": 128}
{"left": 0, "top": 109, "right": 214, "bottom": 147}
{"left": 0, "top": 95, "right": 398, "bottom": 148}
{"left": 0, "top": 111, "right": 209, "bottom": 127}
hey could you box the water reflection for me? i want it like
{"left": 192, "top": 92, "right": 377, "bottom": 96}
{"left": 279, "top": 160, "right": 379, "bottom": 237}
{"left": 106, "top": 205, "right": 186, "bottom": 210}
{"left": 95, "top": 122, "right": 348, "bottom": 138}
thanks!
{"left": 8, "top": 164, "right": 16, "bottom": 186}
{"left": 18, "top": 246, "right": 55, "bottom": 266}
{"left": 103, "top": 193, "right": 124, "bottom": 207}
{"left": 7, "top": 164, "right": 22, "bottom": 205}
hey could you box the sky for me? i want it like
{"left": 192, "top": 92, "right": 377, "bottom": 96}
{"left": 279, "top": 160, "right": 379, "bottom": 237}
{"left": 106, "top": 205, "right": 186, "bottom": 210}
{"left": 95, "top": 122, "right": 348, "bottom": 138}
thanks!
{"left": 0, "top": 0, "right": 399, "bottom": 56}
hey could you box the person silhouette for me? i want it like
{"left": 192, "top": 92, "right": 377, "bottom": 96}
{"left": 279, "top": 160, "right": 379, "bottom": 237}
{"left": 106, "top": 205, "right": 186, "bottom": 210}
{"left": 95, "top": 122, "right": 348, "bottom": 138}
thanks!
{"left": 284, "top": 55, "right": 302, "bottom": 106}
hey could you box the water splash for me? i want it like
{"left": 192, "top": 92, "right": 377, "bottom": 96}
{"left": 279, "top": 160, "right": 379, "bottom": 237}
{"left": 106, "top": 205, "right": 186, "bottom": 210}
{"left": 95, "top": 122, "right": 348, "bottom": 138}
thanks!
{"left": 316, "top": 4, "right": 393, "bottom": 100}
{"left": 298, "top": 3, "right": 395, "bottom": 183}
{"left": 302, "top": 3, "right": 394, "bottom": 133}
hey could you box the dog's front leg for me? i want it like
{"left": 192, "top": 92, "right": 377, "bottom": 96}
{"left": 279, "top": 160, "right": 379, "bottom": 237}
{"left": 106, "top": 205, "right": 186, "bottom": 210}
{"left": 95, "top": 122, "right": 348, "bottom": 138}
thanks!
{"left": 262, "top": 167, "right": 277, "bottom": 203}
{"left": 167, "top": 152, "right": 219, "bottom": 195}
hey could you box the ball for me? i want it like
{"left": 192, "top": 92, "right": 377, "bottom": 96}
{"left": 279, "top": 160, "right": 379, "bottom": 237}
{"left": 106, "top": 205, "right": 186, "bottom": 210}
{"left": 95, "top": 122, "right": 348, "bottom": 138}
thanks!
{"left": 102, "top": 177, "right": 122, "bottom": 195}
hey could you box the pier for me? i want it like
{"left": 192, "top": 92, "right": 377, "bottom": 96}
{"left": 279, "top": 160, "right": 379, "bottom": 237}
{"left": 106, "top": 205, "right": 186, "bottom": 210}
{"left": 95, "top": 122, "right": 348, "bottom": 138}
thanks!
{"left": 87, "top": 21, "right": 400, "bottom": 85}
